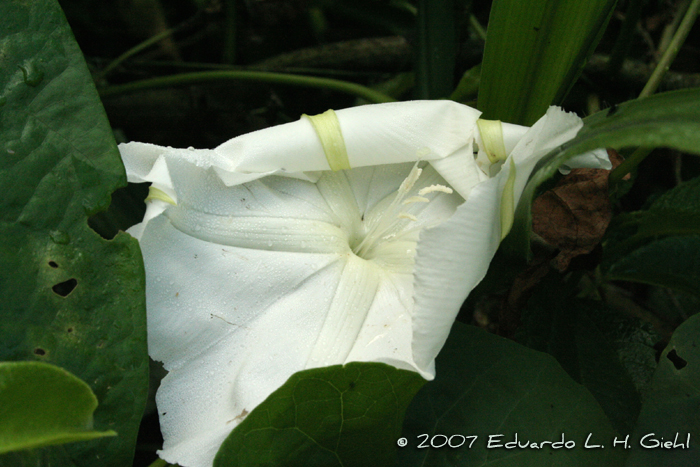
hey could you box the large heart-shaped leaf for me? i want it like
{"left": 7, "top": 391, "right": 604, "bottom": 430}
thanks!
{"left": 398, "top": 322, "right": 625, "bottom": 467}
{"left": 214, "top": 363, "right": 425, "bottom": 467}
{"left": 0, "top": 1, "right": 148, "bottom": 466}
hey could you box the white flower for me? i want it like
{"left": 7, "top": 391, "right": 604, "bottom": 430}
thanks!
{"left": 119, "top": 100, "right": 609, "bottom": 467}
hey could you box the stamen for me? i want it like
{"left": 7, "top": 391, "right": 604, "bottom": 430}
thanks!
{"left": 352, "top": 161, "right": 453, "bottom": 260}
{"left": 402, "top": 196, "right": 430, "bottom": 205}
{"left": 398, "top": 213, "right": 418, "bottom": 221}
{"left": 399, "top": 164, "right": 422, "bottom": 194}
{"left": 418, "top": 184, "right": 453, "bottom": 195}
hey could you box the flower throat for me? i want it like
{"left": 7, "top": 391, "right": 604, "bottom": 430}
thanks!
{"left": 351, "top": 163, "right": 453, "bottom": 260}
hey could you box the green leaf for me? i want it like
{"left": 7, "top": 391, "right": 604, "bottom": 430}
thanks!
{"left": 519, "top": 275, "right": 643, "bottom": 434}
{"left": 0, "top": 361, "right": 115, "bottom": 454}
{"left": 415, "top": 0, "right": 456, "bottom": 99}
{"left": 398, "top": 322, "right": 626, "bottom": 467}
{"left": 605, "top": 175, "right": 700, "bottom": 254}
{"left": 0, "top": 1, "right": 148, "bottom": 466}
{"left": 478, "top": 0, "right": 616, "bottom": 125}
{"left": 606, "top": 236, "right": 700, "bottom": 297}
{"left": 214, "top": 363, "right": 425, "bottom": 467}
{"left": 602, "top": 176, "right": 700, "bottom": 295}
{"left": 505, "top": 88, "right": 700, "bottom": 260}
{"left": 624, "top": 314, "right": 700, "bottom": 466}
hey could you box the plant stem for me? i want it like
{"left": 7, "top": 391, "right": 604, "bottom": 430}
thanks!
{"left": 657, "top": 0, "right": 690, "bottom": 60}
{"left": 609, "top": 147, "right": 652, "bottom": 186}
{"left": 469, "top": 14, "right": 487, "bottom": 42}
{"left": 97, "top": 28, "right": 177, "bottom": 80}
{"left": 640, "top": 0, "right": 700, "bottom": 98}
{"left": 99, "top": 71, "right": 396, "bottom": 104}
{"left": 611, "top": 0, "right": 700, "bottom": 184}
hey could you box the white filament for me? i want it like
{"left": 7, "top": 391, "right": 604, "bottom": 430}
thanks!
{"left": 352, "top": 163, "right": 453, "bottom": 260}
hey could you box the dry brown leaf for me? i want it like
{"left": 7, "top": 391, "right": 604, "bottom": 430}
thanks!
{"left": 532, "top": 149, "right": 625, "bottom": 271}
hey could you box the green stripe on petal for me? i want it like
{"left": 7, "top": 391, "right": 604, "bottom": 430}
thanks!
{"left": 303, "top": 109, "right": 351, "bottom": 171}
{"left": 145, "top": 186, "right": 177, "bottom": 205}
{"left": 477, "top": 119, "right": 507, "bottom": 164}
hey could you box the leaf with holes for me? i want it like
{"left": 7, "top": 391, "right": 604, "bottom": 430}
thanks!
{"left": 624, "top": 314, "right": 700, "bottom": 466}
{"left": 0, "top": 1, "right": 147, "bottom": 466}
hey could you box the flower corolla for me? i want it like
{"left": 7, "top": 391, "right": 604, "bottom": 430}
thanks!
{"left": 119, "top": 100, "right": 610, "bottom": 467}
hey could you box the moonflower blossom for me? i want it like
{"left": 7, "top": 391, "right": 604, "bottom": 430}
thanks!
{"left": 119, "top": 100, "right": 610, "bottom": 467}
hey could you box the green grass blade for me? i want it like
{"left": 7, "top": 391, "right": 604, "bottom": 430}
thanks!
{"left": 478, "top": 0, "right": 617, "bottom": 125}
{"left": 414, "top": 0, "right": 456, "bottom": 99}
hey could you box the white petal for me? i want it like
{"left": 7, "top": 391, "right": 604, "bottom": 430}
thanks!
{"left": 120, "top": 102, "right": 482, "bottom": 196}
{"left": 429, "top": 146, "right": 487, "bottom": 199}
{"left": 166, "top": 207, "right": 350, "bottom": 254}
{"left": 410, "top": 106, "right": 586, "bottom": 374}
{"left": 343, "top": 163, "right": 421, "bottom": 218}
{"left": 411, "top": 176, "right": 502, "bottom": 374}
{"left": 140, "top": 216, "right": 345, "bottom": 467}
{"left": 215, "top": 101, "right": 481, "bottom": 173}
{"left": 501, "top": 121, "right": 530, "bottom": 152}
{"left": 339, "top": 101, "right": 481, "bottom": 167}
{"left": 126, "top": 199, "right": 169, "bottom": 240}
{"left": 345, "top": 269, "right": 422, "bottom": 375}
{"left": 119, "top": 142, "right": 170, "bottom": 184}
{"left": 560, "top": 147, "right": 612, "bottom": 173}
{"left": 306, "top": 254, "right": 380, "bottom": 367}
{"left": 508, "top": 106, "right": 583, "bottom": 207}
{"left": 315, "top": 170, "right": 362, "bottom": 234}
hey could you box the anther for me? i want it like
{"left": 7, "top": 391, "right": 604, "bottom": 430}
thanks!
{"left": 402, "top": 196, "right": 430, "bottom": 205}
{"left": 418, "top": 184, "right": 453, "bottom": 196}
{"left": 398, "top": 213, "right": 418, "bottom": 221}
{"left": 399, "top": 164, "right": 422, "bottom": 194}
